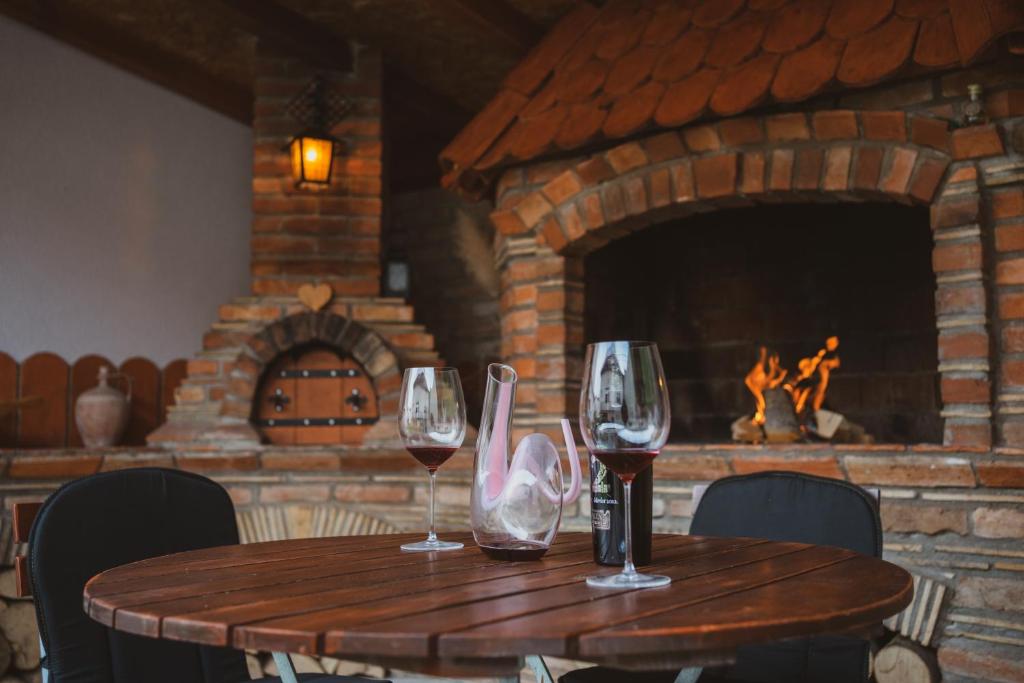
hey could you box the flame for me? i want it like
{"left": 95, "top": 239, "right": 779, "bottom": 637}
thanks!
{"left": 744, "top": 336, "right": 840, "bottom": 424}
{"left": 744, "top": 346, "right": 787, "bottom": 426}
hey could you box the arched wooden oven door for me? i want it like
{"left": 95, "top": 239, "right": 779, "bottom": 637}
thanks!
{"left": 255, "top": 345, "right": 378, "bottom": 445}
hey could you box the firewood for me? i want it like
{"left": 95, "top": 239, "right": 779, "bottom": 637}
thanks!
{"left": 0, "top": 603, "right": 39, "bottom": 670}
{"left": 0, "top": 571, "right": 18, "bottom": 601}
{"left": 731, "top": 416, "right": 763, "bottom": 443}
{"left": 874, "top": 637, "right": 940, "bottom": 683}
{"left": 763, "top": 387, "right": 800, "bottom": 442}
{"left": 0, "top": 631, "right": 11, "bottom": 676}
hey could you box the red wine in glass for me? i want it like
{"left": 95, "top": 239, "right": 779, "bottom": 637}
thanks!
{"left": 580, "top": 341, "right": 671, "bottom": 589}
{"left": 591, "top": 449, "right": 658, "bottom": 482}
{"left": 479, "top": 540, "right": 549, "bottom": 561}
{"left": 406, "top": 446, "right": 457, "bottom": 472}
{"left": 398, "top": 367, "right": 466, "bottom": 553}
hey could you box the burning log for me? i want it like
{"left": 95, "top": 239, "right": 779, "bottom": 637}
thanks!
{"left": 733, "top": 336, "right": 871, "bottom": 444}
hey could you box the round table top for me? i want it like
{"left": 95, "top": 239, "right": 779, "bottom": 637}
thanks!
{"left": 84, "top": 532, "right": 912, "bottom": 673}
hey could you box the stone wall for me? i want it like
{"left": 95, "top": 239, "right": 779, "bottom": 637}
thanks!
{"left": 2, "top": 443, "right": 1023, "bottom": 681}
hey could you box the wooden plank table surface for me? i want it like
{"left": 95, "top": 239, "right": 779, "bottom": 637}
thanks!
{"left": 84, "top": 532, "right": 913, "bottom": 677}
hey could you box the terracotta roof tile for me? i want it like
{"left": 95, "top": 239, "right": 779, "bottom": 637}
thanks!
{"left": 556, "top": 103, "right": 607, "bottom": 150}
{"left": 709, "top": 52, "right": 780, "bottom": 115}
{"left": 509, "top": 105, "right": 569, "bottom": 160}
{"left": 915, "top": 13, "right": 960, "bottom": 67}
{"left": 642, "top": 7, "right": 693, "bottom": 45}
{"left": 652, "top": 28, "right": 712, "bottom": 81}
{"left": 595, "top": 9, "right": 650, "bottom": 61}
{"left": 772, "top": 35, "right": 845, "bottom": 102}
{"left": 837, "top": 15, "right": 918, "bottom": 86}
{"left": 895, "top": 0, "right": 947, "bottom": 18}
{"left": 692, "top": 0, "right": 746, "bottom": 28}
{"left": 604, "top": 81, "right": 667, "bottom": 137}
{"left": 655, "top": 67, "right": 722, "bottom": 127}
{"left": 763, "top": 0, "right": 831, "bottom": 53}
{"left": 554, "top": 59, "right": 609, "bottom": 103}
{"left": 605, "top": 45, "right": 661, "bottom": 96}
{"left": 826, "top": 0, "right": 895, "bottom": 39}
{"left": 502, "top": 2, "right": 601, "bottom": 94}
{"left": 706, "top": 12, "right": 768, "bottom": 67}
{"left": 441, "top": 0, "right": 1024, "bottom": 197}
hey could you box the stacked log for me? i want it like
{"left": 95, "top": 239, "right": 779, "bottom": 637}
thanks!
{"left": 0, "top": 568, "right": 41, "bottom": 682}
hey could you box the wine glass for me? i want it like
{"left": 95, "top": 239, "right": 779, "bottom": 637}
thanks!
{"left": 580, "top": 341, "right": 671, "bottom": 588}
{"left": 399, "top": 367, "right": 467, "bottom": 552}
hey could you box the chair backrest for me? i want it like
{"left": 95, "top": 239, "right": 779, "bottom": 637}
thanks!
{"left": 690, "top": 471, "right": 882, "bottom": 683}
{"left": 28, "top": 468, "right": 251, "bottom": 683}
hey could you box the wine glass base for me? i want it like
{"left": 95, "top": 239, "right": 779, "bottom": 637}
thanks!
{"left": 400, "top": 539, "right": 464, "bottom": 552}
{"left": 586, "top": 572, "right": 671, "bottom": 589}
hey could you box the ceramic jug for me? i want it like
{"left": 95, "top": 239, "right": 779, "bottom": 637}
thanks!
{"left": 470, "top": 363, "right": 582, "bottom": 559}
{"left": 75, "top": 366, "right": 131, "bottom": 448}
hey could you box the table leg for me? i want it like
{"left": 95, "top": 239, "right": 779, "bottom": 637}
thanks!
{"left": 673, "top": 667, "right": 703, "bottom": 683}
{"left": 271, "top": 651, "right": 299, "bottom": 683}
{"left": 525, "top": 655, "right": 554, "bottom": 683}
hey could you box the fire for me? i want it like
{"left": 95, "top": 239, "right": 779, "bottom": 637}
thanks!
{"left": 744, "top": 336, "right": 840, "bottom": 425}
{"left": 744, "top": 347, "right": 787, "bottom": 426}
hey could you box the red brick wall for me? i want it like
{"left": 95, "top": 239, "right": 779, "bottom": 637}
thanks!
{"left": 251, "top": 43, "right": 384, "bottom": 298}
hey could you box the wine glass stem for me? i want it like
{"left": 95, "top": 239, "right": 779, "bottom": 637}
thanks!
{"left": 427, "top": 470, "right": 438, "bottom": 543}
{"left": 623, "top": 479, "right": 637, "bottom": 577}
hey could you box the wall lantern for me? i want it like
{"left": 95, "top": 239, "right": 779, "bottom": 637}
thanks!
{"left": 286, "top": 75, "right": 352, "bottom": 188}
{"left": 289, "top": 133, "right": 336, "bottom": 186}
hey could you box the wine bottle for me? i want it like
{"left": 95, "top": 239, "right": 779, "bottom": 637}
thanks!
{"left": 589, "top": 452, "right": 653, "bottom": 566}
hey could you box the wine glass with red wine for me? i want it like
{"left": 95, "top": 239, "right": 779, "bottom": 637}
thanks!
{"left": 580, "top": 341, "right": 671, "bottom": 588}
{"left": 399, "top": 367, "right": 467, "bottom": 552}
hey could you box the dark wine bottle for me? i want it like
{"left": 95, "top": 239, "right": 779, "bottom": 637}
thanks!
{"left": 589, "top": 452, "right": 653, "bottom": 566}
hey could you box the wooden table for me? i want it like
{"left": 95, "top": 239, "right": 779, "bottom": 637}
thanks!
{"left": 84, "top": 532, "right": 912, "bottom": 681}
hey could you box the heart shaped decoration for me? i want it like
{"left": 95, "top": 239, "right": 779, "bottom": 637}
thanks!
{"left": 297, "top": 282, "right": 333, "bottom": 312}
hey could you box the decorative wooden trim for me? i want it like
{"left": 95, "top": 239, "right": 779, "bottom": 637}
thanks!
{"left": 14, "top": 555, "right": 32, "bottom": 597}
{"left": 12, "top": 501, "right": 42, "bottom": 543}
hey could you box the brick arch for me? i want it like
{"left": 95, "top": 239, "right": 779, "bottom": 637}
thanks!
{"left": 492, "top": 110, "right": 953, "bottom": 255}
{"left": 226, "top": 311, "right": 402, "bottom": 420}
{"left": 491, "top": 109, "right": 994, "bottom": 448}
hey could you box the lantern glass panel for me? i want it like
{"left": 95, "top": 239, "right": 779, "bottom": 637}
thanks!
{"left": 289, "top": 135, "right": 335, "bottom": 185}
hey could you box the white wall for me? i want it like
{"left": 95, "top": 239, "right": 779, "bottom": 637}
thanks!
{"left": 0, "top": 16, "right": 252, "bottom": 365}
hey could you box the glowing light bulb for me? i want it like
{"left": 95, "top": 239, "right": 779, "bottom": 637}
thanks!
{"left": 305, "top": 147, "right": 319, "bottom": 162}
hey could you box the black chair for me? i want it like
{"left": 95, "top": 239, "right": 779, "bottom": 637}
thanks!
{"left": 25, "top": 467, "right": 388, "bottom": 683}
{"left": 561, "top": 471, "right": 882, "bottom": 683}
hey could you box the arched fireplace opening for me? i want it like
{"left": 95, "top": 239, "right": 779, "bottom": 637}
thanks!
{"left": 585, "top": 202, "right": 940, "bottom": 444}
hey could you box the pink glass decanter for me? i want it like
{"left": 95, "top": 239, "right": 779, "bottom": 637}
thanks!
{"left": 470, "top": 363, "right": 582, "bottom": 560}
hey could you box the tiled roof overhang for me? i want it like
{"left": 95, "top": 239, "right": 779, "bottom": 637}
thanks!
{"left": 440, "top": 0, "right": 1024, "bottom": 198}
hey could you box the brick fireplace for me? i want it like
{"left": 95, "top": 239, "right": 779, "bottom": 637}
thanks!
{"left": 148, "top": 43, "right": 441, "bottom": 450}
{"left": 437, "top": 1, "right": 1024, "bottom": 678}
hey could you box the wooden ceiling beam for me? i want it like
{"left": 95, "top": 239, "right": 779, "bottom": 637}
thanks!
{"left": 437, "top": 0, "right": 544, "bottom": 54}
{"left": 208, "top": 0, "right": 352, "bottom": 72}
{"left": 0, "top": 0, "right": 252, "bottom": 123}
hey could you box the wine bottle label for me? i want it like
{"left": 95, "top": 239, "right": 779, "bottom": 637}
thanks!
{"left": 592, "top": 460, "right": 610, "bottom": 495}
{"left": 592, "top": 509, "right": 611, "bottom": 530}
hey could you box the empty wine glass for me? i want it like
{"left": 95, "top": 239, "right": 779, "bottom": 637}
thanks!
{"left": 399, "top": 367, "right": 467, "bottom": 552}
{"left": 580, "top": 341, "right": 671, "bottom": 588}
